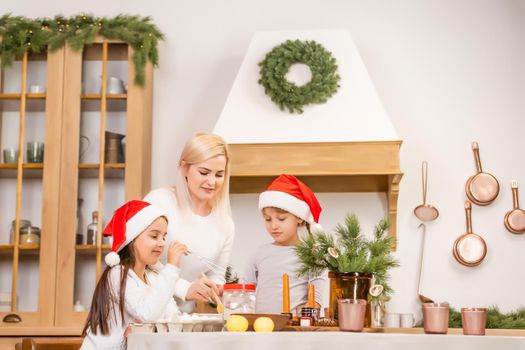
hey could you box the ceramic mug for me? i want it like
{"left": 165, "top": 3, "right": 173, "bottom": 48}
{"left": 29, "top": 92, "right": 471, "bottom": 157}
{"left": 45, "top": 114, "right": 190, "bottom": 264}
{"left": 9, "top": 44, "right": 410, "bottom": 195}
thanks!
{"left": 3, "top": 148, "right": 18, "bottom": 164}
{"left": 29, "top": 85, "right": 46, "bottom": 93}
{"left": 400, "top": 313, "right": 415, "bottom": 328}
{"left": 384, "top": 312, "right": 401, "bottom": 328}
{"left": 108, "top": 77, "right": 125, "bottom": 94}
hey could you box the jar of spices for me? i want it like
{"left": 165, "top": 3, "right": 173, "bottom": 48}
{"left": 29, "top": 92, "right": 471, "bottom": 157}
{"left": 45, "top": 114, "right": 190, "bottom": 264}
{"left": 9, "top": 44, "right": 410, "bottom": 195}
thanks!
{"left": 20, "top": 226, "right": 41, "bottom": 245}
{"left": 222, "top": 284, "right": 256, "bottom": 318}
{"left": 9, "top": 220, "right": 31, "bottom": 244}
{"left": 301, "top": 307, "right": 320, "bottom": 321}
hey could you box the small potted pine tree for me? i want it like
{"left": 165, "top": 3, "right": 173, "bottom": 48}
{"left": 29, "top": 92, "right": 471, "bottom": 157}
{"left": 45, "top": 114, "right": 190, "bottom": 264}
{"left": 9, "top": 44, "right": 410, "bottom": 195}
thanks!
{"left": 295, "top": 213, "right": 399, "bottom": 323}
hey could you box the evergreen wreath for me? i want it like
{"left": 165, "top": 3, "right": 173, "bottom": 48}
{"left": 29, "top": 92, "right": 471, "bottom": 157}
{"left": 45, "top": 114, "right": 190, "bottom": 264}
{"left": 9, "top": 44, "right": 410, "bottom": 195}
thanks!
{"left": 0, "top": 14, "right": 164, "bottom": 85}
{"left": 258, "top": 39, "right": 341, "bottom": 114}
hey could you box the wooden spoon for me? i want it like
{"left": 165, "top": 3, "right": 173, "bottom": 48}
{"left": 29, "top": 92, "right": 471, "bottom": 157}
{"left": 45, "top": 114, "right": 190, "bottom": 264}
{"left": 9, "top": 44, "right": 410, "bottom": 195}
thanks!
{"left": 201, "top": 272, "right": 223, "bottom": 313}
{"left": 210, "top": 288, "right": 223, "bottom": 314}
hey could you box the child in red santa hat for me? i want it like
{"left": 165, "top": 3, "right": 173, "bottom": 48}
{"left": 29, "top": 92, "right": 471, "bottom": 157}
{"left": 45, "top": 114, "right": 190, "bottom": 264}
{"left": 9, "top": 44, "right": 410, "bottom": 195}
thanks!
{"left": 81, "top": 200, "right": 188, "bottom": 350}
{"left": 245, "top": 174, "right": 326, "bottom": 315}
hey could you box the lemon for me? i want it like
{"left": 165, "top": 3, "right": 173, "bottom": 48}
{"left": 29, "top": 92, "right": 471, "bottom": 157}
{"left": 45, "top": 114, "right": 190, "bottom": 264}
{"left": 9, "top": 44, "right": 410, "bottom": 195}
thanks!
{"left": 253, "top": 316, "right": 274, "bottom": 332}
{"left": 226, "top": 315, "right": 249, "bottom": 332}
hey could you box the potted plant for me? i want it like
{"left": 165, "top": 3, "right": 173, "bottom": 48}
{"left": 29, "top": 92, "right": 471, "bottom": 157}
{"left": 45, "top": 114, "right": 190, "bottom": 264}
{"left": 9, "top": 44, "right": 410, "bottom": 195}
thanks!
{"left": 295, "top": 213, "right": 399, "bottom": 321}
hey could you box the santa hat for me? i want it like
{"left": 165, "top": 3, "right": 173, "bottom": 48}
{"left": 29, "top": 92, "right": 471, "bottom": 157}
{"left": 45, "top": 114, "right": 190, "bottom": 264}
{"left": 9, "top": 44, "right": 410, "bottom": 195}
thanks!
{"left": 103, "top": 200, "right": 168, "bottom": 267}
{"left": 258, "top": 174, "right": 323, "bottom": 233}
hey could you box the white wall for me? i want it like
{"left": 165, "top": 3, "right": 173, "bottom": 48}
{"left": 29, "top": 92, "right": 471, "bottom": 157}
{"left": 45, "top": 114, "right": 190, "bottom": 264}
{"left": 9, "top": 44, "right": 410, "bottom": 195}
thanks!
{"left": 4, "top": 0, "right": 525, "bottom": 317}
{"left": 214, "top": 29, "right": 400, "bottom": 142}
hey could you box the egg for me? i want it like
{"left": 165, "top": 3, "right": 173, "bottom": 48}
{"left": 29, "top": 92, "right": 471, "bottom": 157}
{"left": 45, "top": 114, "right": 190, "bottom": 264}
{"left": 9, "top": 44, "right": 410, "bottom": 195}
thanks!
{"left": 226, "top": 315, "right": 249, "bottom": 332}
{"left": 253, "top": 317, "right": 274, "bottom": 332}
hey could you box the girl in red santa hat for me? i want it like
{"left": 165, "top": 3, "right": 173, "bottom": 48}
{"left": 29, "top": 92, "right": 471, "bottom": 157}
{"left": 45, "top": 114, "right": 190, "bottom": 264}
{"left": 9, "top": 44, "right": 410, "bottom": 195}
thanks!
{"left": 81, "top": 200, "right": 191, "bottom": 350}
{"left": 245, "top": 174, "right": 326, "bottom": 315}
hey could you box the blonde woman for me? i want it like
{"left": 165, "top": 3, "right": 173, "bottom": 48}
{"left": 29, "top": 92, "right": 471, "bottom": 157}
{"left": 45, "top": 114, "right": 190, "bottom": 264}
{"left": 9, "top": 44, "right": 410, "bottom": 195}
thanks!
{"left": 143, "top": 132, "right": 234, "bottom": 312}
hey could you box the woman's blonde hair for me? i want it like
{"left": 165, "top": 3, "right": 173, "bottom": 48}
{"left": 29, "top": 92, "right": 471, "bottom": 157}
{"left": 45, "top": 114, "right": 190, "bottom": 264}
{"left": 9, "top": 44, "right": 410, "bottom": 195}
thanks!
{"left": 174, "top": 132, "right": 233, "bottom": 232}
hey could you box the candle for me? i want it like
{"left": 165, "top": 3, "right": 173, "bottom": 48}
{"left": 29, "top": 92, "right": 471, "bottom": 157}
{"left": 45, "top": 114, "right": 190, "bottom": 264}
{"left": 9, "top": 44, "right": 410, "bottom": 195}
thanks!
{"left": 307, "top": 283, "right": 315, "bottom": 308}
{"left": 282, "top": 273, "right": 290, "bottom": 313}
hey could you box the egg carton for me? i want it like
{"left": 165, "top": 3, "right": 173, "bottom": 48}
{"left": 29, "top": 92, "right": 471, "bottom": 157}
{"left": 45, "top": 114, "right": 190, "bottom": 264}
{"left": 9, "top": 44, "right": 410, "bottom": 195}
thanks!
{"left": 130, "top": 314, "right": 225, "bottom": 334}
{"left": 178, "top": 313, "right": 225, "bottom": 332}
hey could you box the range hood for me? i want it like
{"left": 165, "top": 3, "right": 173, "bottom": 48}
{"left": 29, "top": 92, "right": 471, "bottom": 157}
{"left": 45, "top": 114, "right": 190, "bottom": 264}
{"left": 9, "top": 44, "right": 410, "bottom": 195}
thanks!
{"left": 214, "top": 29, "right": 402, "bottom": 247}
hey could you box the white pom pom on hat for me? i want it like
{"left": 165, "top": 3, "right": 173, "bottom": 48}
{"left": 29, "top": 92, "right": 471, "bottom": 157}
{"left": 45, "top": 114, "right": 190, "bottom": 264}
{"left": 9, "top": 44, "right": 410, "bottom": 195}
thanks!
{"left": 310, "top": 222, "right": 324, "bottom": 234}
{"left": 258, "top": 174, "right": 323, "bottom": 231}
{"left": 103, "top": 200, "right": 168, "bottom": 267}
{"left": 105, "top": 251, "right": 121, "bottom": 267}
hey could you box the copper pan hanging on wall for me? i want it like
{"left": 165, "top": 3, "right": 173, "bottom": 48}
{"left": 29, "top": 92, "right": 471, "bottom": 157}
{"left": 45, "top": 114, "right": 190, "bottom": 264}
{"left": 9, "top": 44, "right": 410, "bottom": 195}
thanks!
{"left": 504, "top": 180, "right": 525, "bottom": 234}
{"left": 453, "top": 201, "right": 487, "bottom": 267}
{"left": 465, "top": 142, "right": 499, "bottom": 206}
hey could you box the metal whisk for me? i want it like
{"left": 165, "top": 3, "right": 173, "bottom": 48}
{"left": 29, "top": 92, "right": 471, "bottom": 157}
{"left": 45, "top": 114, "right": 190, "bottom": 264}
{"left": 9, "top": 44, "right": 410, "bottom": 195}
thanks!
{"left": 188, "top": 250, "right": 238, "bottom": 283}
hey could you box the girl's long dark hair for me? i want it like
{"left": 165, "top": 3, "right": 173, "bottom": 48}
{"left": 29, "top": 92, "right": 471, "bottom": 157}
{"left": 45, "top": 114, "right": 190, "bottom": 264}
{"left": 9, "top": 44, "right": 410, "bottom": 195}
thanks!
{"left": 82, "top": 242, "right": 136, "bottom": 336}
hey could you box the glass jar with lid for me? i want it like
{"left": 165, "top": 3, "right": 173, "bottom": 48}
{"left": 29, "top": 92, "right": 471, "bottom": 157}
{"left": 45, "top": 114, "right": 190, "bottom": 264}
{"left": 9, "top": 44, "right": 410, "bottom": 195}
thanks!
{"left": 222, "top": 283, "right": 256, "bottom": 318}
{"left": 9, "top": 220, "right": 31, "bottom": 244}
{"left": 20, "top": 226, "right": 41, "bottom": 245}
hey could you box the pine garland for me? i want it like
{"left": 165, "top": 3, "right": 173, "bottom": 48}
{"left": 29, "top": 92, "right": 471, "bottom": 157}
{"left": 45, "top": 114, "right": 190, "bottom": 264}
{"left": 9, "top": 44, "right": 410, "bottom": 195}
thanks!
{"left": 448, "top": 306, "right": 525, "bottom": 329}
{"left": 258, "top": 39, "right": 340, "bottom": 114}
{"left": 295, "top": 213, "right": 399, "bottom": 297}
{"left": 0, "top": 14, "right": 164, "bottom": 85}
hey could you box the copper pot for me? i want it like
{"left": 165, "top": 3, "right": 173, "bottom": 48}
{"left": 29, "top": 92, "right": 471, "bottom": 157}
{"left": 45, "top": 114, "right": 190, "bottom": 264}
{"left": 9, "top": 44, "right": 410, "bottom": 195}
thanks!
{"left": 422, "top": 302, "right": 449, "bottom": 334}
{"left": 465, "top": 142, "right": 499, "bottom": 206}
{"left": 504, "top": 180, "right": 525, "bottom": 234}
{"left": 461, "top": 307, "right": 487, "bottom": 335}
{"left": 453, "top": 201, "right": 487, "bottom": 267}
{"left": 338, "top": 299, "right": 367, "bottom": 332}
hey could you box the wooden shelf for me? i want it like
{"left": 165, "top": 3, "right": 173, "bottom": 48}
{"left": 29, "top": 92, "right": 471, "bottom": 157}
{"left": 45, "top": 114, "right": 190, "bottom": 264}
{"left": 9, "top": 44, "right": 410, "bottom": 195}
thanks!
{"left": 78, "top": 163, "right": 125, "bottom": 178}
{"left": 27, "top": 93, "right": 47, "bottom": 99}
{"left": 0, "top": 244, "right": 40, "bottom": 255}
{"left": 76, "top": 244, "right": 111, "bottom": 250}
{"left": 0, "top": 93, "right": 22, "bottom": 100}
{"left": 0, "top": 93, "right": 46, "bottom": 100}
{"left": 231, "top": 174, "right": 402, "bottom": 193}
{"left": 80, "top": 96, "right": 127, "bottom": 112}
{"left": 79, "top": 163, "right": 125, "bottom": 169}
{"left": 75, "top": 244, "right": 111, "bottom": 255}
{"left": 0, "top": 164, "right": 44, "bottom": 179}
{"left": 228, "top": 141, "right": 403, "bottom": 249}
{"left": 0, "top": 164, "right": 44, "bottom": 169}
{"left": 81, "top": 93, "right": 127, "bottom": 100}
{"left": 0, "top": 94, "right": 47, "bottom": 112}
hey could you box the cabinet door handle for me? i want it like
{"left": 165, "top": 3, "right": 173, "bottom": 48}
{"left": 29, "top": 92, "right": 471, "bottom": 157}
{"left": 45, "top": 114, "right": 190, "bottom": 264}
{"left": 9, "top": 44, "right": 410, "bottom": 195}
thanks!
{"left": 2, "top": 313, "right": 22, "bottom": 323}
